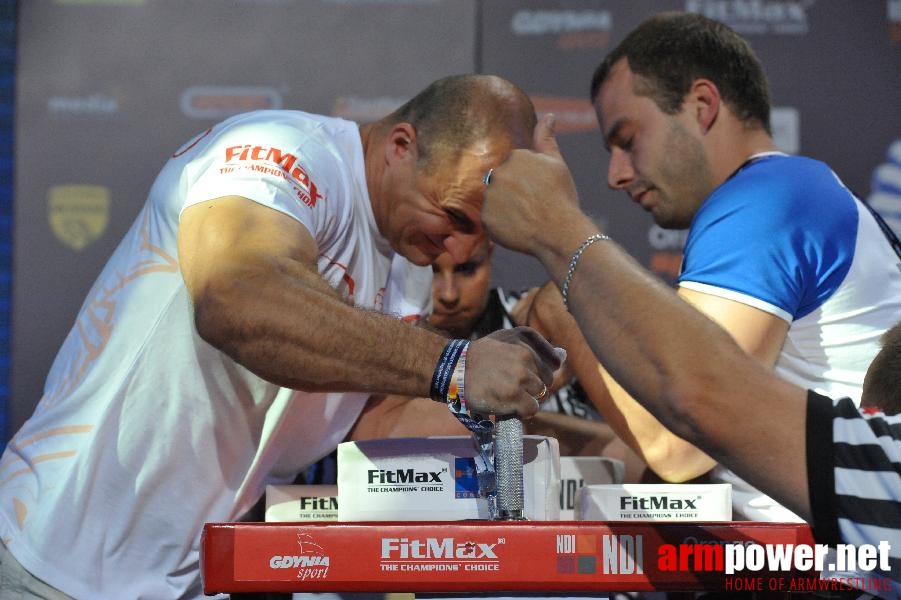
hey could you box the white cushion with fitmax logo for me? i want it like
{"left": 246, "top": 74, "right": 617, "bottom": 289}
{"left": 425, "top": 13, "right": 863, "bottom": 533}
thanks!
{"left": 576, "top": 483, "right": 732, "bottom": 521}
{"left": 265, "top": 485, "right": 339, "bottom": 522}
{"left": 337, "top": 436, "right": 560, "bottom": 521}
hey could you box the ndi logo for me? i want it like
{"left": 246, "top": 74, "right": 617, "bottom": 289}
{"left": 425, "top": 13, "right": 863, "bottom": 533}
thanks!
{"left": 556, "top": 534, "right": 644, "bottom": 575}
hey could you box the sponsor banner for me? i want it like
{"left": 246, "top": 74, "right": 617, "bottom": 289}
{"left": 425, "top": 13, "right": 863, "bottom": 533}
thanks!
{"left": 684, "top": 0, "right": 815, "bottom": 36}
{"left": 47, "top": 184, "right": 111, "bottom": 251}
{"left": 529, "top": 95, "right": 598, "bottom": 135}
{"left": 509, "top": 7, "right": 614, "bottom": 50}
{"left": 646, "top": 225, "right": 688, "bottom": 284}
{"left": 202, "top": 521, "right": 821, "bottom": 594}
{"left": 890, "top": 0, "right": 901, "bottom": 44}
{"left": 181, "top": 86, "right": 283, "bottom": 120}
{"left": 54, "top": 0, "right": 145, "bottom": 4}
{"left": 771, "top": 107, "right": 800, "bottom": 154}
{"left": 330, "top": 95, "right": 406, "bottom": 123}
{"left": 47, "top": 93, "right": 120, "bottom": 118}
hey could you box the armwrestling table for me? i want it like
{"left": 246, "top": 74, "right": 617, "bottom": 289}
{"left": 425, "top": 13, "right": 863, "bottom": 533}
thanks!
{"left": 201, "top": 521, "right": 817, "bottom": 595}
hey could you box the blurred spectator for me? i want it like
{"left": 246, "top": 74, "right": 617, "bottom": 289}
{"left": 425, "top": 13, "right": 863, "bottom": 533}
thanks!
{"left": 868, "top": 140, "right": 901, "bottom": 238}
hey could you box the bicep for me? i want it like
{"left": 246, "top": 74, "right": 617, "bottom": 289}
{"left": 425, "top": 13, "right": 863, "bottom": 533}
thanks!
{"left": 178, "top": 195, "right": 320, "bottom": 300}
{"left": 677, "top": 286, "right": 789, "bottom": 367}
{"left": 677, "top": 288, "right": 810, "bottom": 514}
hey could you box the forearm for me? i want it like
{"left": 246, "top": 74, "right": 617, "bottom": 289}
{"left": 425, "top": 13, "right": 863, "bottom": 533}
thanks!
{"left": 181, "top": 196, "right": 560, "bottom": 418}
{"left": 194, "top": 253, "right": 446, "bottom": 396}
{"left": 523, "top": 411, "right": 615, "bottom": 456}
{"left": 530, "top": 213, "right": 744, "bottom": 452}
{"left": 529, "top": 280, "right": 715, "bottom": 479}
{"left": 567, "top": 338, "right": 716, "bottom": 480}
{"left": 538, "top": 216, "right": 810, "bottom": 516}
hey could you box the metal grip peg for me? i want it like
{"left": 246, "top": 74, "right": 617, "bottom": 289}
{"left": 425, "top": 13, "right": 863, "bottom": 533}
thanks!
{"left": 494, "top": 415, "right": 525, "bottom": 520}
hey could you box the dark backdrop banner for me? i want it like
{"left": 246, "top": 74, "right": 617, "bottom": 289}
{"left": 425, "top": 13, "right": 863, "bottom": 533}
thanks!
{"left": 0, "top": 0, "right": 13, "bottom": 445}
{"left": 9, "top": 0, "right": 901, "bottom": 443}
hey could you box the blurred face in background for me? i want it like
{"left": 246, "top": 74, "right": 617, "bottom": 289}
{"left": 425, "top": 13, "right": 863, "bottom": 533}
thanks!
{"left": 428, "top": 239, "right": 494, "bottom": 338}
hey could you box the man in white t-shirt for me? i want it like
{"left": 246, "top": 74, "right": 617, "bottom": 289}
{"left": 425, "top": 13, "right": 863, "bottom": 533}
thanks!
{"left": 0, "top": 75, "right": 561, "bottom": 600}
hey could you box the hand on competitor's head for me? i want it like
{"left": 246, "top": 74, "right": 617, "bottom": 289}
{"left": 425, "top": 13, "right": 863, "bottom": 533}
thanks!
{"left": 481, "top": 113, "right": 586, "bottom": 257}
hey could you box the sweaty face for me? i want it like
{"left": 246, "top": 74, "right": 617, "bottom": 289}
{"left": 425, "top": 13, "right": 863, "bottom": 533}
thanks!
{"left": 428, "top": 240, "right": 493, "bottom": 338}
{"left": 385, "top": 141, "right": 507, "bottom": 266}
{"left": 595, "top": 59, "right": 712, "bottom": 229}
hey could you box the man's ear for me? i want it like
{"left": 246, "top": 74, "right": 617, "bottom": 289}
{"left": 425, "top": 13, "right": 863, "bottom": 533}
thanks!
{"left": 690, "top": 79, "right": 721, "bottom": 134}
{"left": 384, "top": 122, "right": 418, "bottom": 165}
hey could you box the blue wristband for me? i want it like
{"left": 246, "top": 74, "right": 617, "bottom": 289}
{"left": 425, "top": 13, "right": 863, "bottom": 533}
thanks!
{"left": 430, "top": 338, "right": 467, "bottom": 402}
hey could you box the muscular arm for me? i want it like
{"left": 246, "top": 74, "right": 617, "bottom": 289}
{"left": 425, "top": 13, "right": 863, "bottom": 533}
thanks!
{"left": 530, "top": 282, "right": 789, "bottom": 481}
{"left": 348, "top": 392, "right": 625, "bottom": 461}
{"left": 178, "top": 195, "right": 446, "bottom": 395}
{"left": 550, "top": 230, "right": 808, "bottom": 518}
{"left": 178, "top": 196, "right": 560, "bottom": 417}
{"left": 521, "top": 411, "right": 616, "bottom": 456}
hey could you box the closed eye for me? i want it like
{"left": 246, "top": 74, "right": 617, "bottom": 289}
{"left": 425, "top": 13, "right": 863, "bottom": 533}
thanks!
{"left": 454, "top": 261, "right": 478, "bottom": 276}
{"left": 446, "top": 209, "right": 476, "bottom": 234}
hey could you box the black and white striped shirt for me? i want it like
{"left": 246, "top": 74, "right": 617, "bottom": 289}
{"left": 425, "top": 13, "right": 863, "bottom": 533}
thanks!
{"left": 808, "top": 390, "right": 901, "bottom": 596}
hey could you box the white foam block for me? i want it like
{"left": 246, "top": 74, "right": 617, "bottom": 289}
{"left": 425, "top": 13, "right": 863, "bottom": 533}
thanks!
{"left": 337, "top": 435, "right": 560, "bottom": 521}
{"left": 575, "top": 483, "right": 732, "bottom": 521}
{"left": 265, "top": 485, "right": 339, "bottom": 522}
{"left": 558, "top": 456, "right": 624, "bottom": 520}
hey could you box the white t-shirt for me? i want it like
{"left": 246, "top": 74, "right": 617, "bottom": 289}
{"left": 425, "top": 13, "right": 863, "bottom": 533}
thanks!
{"left": 0, "top": 110, "right": 432, "bottom": 599}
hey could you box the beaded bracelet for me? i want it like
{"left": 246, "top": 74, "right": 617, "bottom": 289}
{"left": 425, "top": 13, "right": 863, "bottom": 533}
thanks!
{"left": 561, "top": 233, "right": 610, "bottom": 312}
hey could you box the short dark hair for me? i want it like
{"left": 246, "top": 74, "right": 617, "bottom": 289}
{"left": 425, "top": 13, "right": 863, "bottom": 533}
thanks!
{"left": 862, "top": 322, "right": 901, "bottom": 414}
{"left": 387, "top": 74, "right": 537, "bottom": 171}
{"left": 589, "top": 12, "right": 771, "bottom": 133}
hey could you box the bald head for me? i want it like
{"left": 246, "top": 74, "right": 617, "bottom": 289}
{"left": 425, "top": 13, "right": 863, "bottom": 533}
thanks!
{"left": 382, "top": 74, "right": 537, "bottom": 172}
